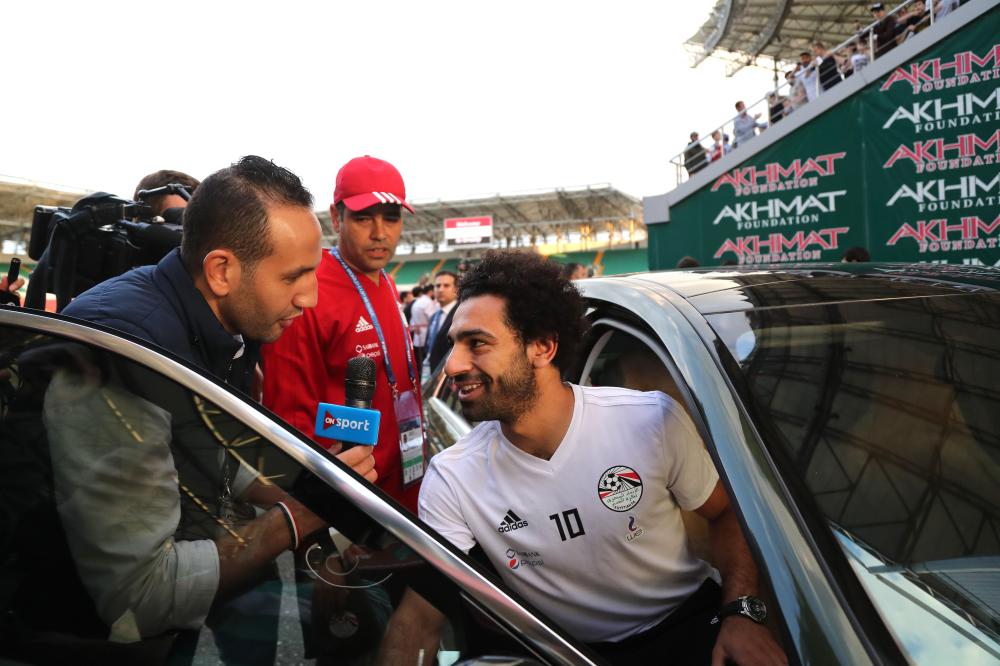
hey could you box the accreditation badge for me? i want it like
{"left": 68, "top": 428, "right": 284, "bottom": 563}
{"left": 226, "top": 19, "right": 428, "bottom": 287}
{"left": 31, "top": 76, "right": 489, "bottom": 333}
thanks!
{"left": 394, "top": 389, "right": 425, "bottom": 487}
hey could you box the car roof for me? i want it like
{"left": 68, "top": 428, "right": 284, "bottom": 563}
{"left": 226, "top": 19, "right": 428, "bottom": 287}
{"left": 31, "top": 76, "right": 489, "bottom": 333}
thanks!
{"left": 591, "top": 263, "right": 1000, "bottom": 315}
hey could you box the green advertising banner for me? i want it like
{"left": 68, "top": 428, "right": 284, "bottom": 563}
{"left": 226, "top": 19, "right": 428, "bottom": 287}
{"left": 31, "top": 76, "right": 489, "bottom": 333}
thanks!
{"left": 653, "top": 6, "right": 1000, "bottom": 269}
{"left": 863, "top": 11, "right": 1000, "bottom": 265}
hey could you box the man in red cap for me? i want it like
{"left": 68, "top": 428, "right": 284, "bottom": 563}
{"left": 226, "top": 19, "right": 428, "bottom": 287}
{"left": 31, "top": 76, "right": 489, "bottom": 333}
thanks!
{"left": 262, "top": 156, "right": 426, "bottom": 512}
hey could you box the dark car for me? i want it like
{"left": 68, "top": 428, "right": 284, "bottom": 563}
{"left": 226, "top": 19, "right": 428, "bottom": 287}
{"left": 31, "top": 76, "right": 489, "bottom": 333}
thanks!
{"left": 423, "top": 263, "right": 1000, "bottom": 665}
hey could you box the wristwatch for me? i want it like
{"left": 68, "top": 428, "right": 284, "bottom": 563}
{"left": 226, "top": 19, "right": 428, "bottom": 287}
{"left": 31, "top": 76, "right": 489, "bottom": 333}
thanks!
{"left": 718, "top": 596, "right": 767, "bottom": 624}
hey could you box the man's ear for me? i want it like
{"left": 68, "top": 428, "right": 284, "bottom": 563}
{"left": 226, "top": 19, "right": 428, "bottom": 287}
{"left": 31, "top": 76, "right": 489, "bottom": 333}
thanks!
{"left": 330, "top": 204, "right": 342, "bottom": 234}
{"left": 202, "top": 249, "right": 241, "bottom": 298}
{"left": 529, "top": 336, "right": 559, "bottom": 368}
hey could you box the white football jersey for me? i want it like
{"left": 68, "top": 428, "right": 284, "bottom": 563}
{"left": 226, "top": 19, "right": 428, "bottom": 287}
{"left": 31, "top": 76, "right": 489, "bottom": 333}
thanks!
{"left": 419, "top": 384, "right": 719, "bottom": 642}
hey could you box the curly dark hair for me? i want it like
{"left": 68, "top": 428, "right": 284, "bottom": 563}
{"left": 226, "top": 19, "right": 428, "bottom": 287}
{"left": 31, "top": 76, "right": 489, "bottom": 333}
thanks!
{"left": 458, "top": 250, "right": 589, "bottom": 372}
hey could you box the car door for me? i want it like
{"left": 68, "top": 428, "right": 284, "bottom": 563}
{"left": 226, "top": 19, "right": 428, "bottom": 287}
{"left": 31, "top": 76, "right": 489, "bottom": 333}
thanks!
{"left": 0, "top": 306, "right": 595, "bottom": 665}
{"left": 573, "top": 285, "right": 876, "bottom": 666}
{"left": 580, "top": 275, "right": 1000, "bottom": 665}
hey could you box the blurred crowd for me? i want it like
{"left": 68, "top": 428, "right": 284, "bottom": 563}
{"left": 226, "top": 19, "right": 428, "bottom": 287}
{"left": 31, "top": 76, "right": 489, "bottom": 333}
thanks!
{"left": 682, "top": 0, "right": 969, "bottom": 177}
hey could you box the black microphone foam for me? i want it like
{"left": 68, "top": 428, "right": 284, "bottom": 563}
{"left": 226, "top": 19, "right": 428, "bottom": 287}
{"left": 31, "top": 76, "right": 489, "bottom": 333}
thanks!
{"left": 345, "top": 356, "right": 377, "bottom": 408}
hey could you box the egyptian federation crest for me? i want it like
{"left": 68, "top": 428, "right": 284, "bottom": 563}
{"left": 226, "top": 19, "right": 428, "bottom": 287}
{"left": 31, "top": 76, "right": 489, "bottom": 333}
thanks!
{"left": 598, "top": 465, "right": 643, "bottom": 512}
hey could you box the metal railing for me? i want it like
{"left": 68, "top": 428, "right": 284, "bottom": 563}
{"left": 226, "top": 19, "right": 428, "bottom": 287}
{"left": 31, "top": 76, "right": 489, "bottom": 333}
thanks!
{"left": 670, "top": 0, "right": 945, "bottom": 188}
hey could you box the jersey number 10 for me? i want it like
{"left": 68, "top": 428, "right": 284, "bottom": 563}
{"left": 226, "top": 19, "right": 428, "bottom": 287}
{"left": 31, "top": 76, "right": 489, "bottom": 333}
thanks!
{"left": 549, "top": 508, "right": 586, "bottom": 541}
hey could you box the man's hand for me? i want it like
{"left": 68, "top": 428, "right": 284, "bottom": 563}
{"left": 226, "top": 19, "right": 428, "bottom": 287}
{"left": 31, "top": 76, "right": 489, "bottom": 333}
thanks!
{"left": 712, "top": 617, "right": 788, "bottom": 666}
{"left": 696, "top": 482, "right": 788, "bottom": 665}
{"left": 330, "top": 443, "right": 377, "bottom": 483}
{"left": 1, "top": 276, "right": 25, "bottom": 293}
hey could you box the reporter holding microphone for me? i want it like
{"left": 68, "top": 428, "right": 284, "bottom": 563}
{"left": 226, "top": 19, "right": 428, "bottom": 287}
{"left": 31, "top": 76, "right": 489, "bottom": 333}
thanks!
{"left": 54, "top": 157, "right": 376, "bottom": 660}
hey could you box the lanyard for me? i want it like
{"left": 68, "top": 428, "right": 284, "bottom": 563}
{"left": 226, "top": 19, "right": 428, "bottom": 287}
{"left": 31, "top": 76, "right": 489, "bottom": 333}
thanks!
{"left": 331, "top": 248, "right": 417, "bottom": 397}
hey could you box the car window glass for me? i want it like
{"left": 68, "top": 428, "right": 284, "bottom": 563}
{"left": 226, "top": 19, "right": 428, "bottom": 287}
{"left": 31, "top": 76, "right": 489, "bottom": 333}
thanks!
{"left": 583, "top": 329, "right": 686, "bottom": 406}
{"left": 424, "top": 367, "right": 471, "bottom": 454}
{"left": 708, "top": 294, "right": 1000, "bottom": 664}
{"left": 0, "top": 321, "right": 562, "bottom": 665}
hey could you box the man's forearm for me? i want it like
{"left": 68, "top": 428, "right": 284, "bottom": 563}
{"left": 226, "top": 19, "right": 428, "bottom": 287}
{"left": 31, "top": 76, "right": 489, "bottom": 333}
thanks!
{"left": 710, "top": 507, "right": 758, "bottom": 603}
{"left": 241, "top": 476, "right": 287, "bottom": 508}
{"left": 378, "top": 588, "right": 445, "bottom": 666}
{"left": 214, "top": 496, "right": 325, "bottom": 601}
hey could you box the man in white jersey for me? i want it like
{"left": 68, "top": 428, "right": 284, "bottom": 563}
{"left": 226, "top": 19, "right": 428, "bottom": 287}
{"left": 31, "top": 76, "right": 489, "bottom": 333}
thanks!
{"left": 379, "top": 251, "right": 786, "bottom": 666}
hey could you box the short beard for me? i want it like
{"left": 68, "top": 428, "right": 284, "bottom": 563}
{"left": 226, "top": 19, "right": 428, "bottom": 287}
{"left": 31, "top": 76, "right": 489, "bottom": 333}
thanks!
{"left": 460, "top": 351, "right": 537, "bottom": 425}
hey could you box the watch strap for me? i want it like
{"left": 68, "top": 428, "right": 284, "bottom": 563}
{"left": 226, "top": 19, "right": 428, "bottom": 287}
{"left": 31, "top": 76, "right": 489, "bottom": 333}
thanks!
{"left": 718, "top": 596, "right": 766, "bottom": 624}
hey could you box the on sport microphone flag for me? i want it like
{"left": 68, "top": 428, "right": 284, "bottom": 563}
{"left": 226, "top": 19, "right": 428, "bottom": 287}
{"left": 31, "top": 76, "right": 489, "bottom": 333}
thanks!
{"left": 314, "top": 402, "right": 380, "bottom": 445}
{"left": 314, "top": 355, "right": 380, "bottom": 446}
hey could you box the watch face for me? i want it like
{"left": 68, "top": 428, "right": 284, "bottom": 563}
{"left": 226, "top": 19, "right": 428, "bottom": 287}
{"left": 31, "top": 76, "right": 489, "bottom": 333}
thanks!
{"left": 744, "top": 596, "right": 767, "bottom": 622}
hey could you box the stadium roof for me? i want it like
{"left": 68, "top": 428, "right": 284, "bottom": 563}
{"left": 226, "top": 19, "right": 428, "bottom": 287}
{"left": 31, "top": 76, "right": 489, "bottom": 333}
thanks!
{"left": 317, "top": 184, "right": 644, "bottom": 251}
{"left": 0, "top": 179, "right": 644, "bottom": 255}
{"left": 0, "top": 179, "right": 82, "bottom": 244}
{"left": 686, "top": 0, "right": 878, "bottom": 75}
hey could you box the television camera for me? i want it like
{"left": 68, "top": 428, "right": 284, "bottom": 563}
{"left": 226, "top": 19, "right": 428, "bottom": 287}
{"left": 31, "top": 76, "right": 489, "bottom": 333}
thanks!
{"left": 24, "top": 184, "right": 190, "bottom": 312}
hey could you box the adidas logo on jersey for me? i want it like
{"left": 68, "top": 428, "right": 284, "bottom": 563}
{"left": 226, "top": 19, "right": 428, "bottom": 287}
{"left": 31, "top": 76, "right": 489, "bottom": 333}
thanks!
{"left": 497, "top": 509, "right": 528, "bottom": 533}
{"left": 355, "top": 316, "right": 374, "bottom": 333}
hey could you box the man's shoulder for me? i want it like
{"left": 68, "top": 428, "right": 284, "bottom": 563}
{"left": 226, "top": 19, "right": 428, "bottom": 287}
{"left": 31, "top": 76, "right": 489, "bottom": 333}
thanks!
{"left": 577, "top": 384, "right": 671, "bottom": 408}
{"left": 427, "top": 422, "right": 498, "bottom": 476}
{"left": 308, "top": 253, "right": 361, "bottom": 322}
{"left": 63, "top": 266, "right": 168, "bottom": 340}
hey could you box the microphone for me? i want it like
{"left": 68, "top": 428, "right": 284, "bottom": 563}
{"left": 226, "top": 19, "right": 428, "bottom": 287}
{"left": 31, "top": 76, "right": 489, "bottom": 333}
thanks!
{"left": 344, "top": 355, "right": 377, "bottom": 408}
{"left": 314, "top": 356, "right": 380, "bottom": 448}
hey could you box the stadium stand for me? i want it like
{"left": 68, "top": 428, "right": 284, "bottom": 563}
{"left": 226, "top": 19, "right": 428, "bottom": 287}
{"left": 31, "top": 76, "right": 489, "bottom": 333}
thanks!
{"left": 598, "top": 248, "right": 649, "bottom": 276}
{"left": 388, "top": 259, "right": 441, "bottom": 287}
{"left": 671, "top": 0, "right": 971, "bottom": 187}
{"left": 646, "top": 0, "right": 998, "bottom": 269}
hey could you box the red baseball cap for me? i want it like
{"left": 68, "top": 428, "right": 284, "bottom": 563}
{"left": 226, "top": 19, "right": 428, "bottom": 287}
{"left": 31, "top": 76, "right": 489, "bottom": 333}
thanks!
{"left": 333, "top": 155, "right": 413, "bottom": 213}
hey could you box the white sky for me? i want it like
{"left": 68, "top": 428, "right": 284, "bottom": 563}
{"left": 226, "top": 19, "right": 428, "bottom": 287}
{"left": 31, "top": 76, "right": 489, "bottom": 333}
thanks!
{"left": 1, "top": 1, "right": 776, "bottom": 204}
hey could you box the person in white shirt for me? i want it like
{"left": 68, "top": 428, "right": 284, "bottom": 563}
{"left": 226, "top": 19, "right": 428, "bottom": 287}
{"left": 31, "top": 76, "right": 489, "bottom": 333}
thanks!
{"left": 732, "top": 101, "right": 768, "bottom": 148}
{"left": 378, "top": 251, "right": 787, "bottom": 666}
{"left": 794, "top": 51, "right": 820, "bottom": 102}
{"left": 408, "top": 283, "right": 438, "bottom": 368}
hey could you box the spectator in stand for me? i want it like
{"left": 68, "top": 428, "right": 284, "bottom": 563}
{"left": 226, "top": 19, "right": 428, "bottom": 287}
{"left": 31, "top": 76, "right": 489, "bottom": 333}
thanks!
{"left": 683, "top": 132, "right": 710, "bottom": 176}
{"left": 767, "top": 92, "right": 786, "bottom": 125}
{"left": 935, "top": 0, "right": 961, "bottom": 20}
{"left": 850, "top": 39, "right": 871, "bottom": 75}
{"left": 842, "top": 246, "right": 872, "bottom": 263}
{"left": 871, "top": 3, "right": 900, "bottom": 57}
{"left": 795, "top": 52, "right": 820, "bottom": 102}
{"left": 785, "top": 70, "right": 808, "bottom": 110}
{"left": 732, "top": 101, "right": 767, "bottom": 148}
{"left": 814, "top": 42, "right": 842, "bottom": 92}
{"left": 898, "top": 1, "right": 930, "bottom": 42}
{"left": 708, "top": 130, "right": 731, "bottom": 162}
